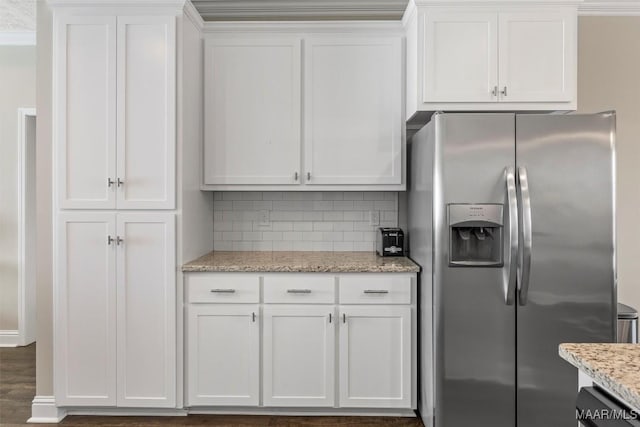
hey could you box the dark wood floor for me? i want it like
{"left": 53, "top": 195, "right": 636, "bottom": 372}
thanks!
{"left": 1, "top": 345, "right": 423, "bottom": 426}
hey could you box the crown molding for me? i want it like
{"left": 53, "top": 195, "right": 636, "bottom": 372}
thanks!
{"left": 192, "top": 0, "right": 408, "bottom": 21}
{"left": 184, "top": 0, "right": 205, "bottom": 29}
{"left": 0, "top": 32, "right": 36, "bottom": 46}
{"left": 202, "top": 20, "right": 403, "bottom": 34}
{"left": 579, "top": 1, "right": 640, "bottom": 15}
{"left": 412, "top": 0, "right": 582, "bottom": 6}
{"left": 47, "top": 0, "right": 186, "bottom": 7}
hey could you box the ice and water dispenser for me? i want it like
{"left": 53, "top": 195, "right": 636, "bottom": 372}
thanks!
{"left": 448, "top": 204, "right": 504, "bottom": 267}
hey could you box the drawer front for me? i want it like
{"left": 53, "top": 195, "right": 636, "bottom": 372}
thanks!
{"left": 188, "top": 273, "right": 260, "bottom": 303}
{"left": 263, "top": 275, "right": 335, "bottom": 304}
{"left": 339, "top": 274, "right": 412, "bottom": 304}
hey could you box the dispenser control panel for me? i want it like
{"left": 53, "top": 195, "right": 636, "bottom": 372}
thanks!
{"left": 448, "top": 203, "right": 504, "bottom": 267}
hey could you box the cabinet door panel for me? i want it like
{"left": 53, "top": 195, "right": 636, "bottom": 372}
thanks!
{"left": 423, "top": 11, "right": 498, "bottom": 103}
{"left": 187, "top": 305, "right": 259, "bottom": 406}
{"left": 304, "top": 37, "right": 402, "bottom": 185}
{"left": 55, "top": 213, "right": 116, "bottom": 406}
{"left": 498, "top": 11, "right": 575, "bottom": 102}
{"left": 116, "top": 213, "right": 175, "bottom": 407}
{"left": 117, "top": 16, "right": 176, "bottom": 209}
{"left": 204, "top": 37, "right": 301, "bottom": 185}
{"left": 339, "top": 306, "right": 411, "bottom": 408}
{"left": 56, "top": 16, "right": 116, "bottom": 209}
{"left": 263, "top": 305, "right": 335, "bottom": 407}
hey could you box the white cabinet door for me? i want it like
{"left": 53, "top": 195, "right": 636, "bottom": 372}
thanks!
{"left": 116, "top": 213, "right": 175, "bottom": 407}
{"left": 423, "top": 11, "right": 498, "bottom": 103}
{"left": 498, "top": 10, "right": 575, "bottom": 103}
{"left": 204, "top": 37, "right": 301, "bottom": 185}
{"left": 187, "top": 305, "right": 260, "bottom": 406}
{"left": 339, "top": 306, "right": 411, "bottom": 408}
{"left": 263, "top": 305, "right": 335, "bottom": 407}
{"left": 303, "top": 37, "right": 402, "bottom": 185}
{"left": 56, "top": 16, "right": 116, "bottom": 209}
{"left": 55, "top": 213, "right": 116, "bottom": 406}
{"left": 117, "top": 16, "right": 176, "bottom": 209}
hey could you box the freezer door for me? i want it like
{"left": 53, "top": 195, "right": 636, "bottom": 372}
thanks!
{"left": 433, "top": 113, "right": 516, "bottom": 427}
{"left": 516, "top": 112, "right": 616, "bottom": 427}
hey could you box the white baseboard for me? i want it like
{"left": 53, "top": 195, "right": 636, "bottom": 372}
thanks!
{"left": 0, "top": 330, "right": 20, "bottom": 347}
{"left": 28, "top": 396, "right": 67, "bottom": 423}
{"left": 66, "top": 408, "right": 188, "bottom": 417}
{"left": 188, "top": 407, "right": 417, "bottom": 417}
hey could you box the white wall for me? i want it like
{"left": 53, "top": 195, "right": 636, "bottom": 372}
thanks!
{"left": 0, "top": 45, "right": 36, "bottom": 333}
{"left": 35, "top": 0, "right": 54, "bottom": 396}
{"left": 576, "top": 17, "right": 640, "bottom": 313}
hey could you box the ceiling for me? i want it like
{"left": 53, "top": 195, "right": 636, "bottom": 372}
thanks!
{"left": 0, "top": 0, "right": 36, "bottom": 32}
{"left": 191, "top": 0, "right": 410, "bottom": 21}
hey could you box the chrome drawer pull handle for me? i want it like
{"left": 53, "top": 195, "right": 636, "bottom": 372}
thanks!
{"left": 287, "top": 289, "right": 312, "bottom": 294}
{"left": 363, "top": 290, "right": 389, "bottom": 294}
{"left": 210, "top": 289, "right": 236, "bottom": 293}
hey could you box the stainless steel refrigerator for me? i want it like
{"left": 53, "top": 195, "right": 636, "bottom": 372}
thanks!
{"left": 407, "top": 112, "right": 616, "bottom": 427}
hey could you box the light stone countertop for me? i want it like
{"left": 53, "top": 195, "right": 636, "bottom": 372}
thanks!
{"left": 182, "top": 251, "right": 420, "bottom": 273}
{"left": 559, "top": 343, "right": 640, "bottom": 411}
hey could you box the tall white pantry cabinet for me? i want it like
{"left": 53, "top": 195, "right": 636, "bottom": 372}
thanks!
{"left": 52, "top": 3, "right": 178, "bottom": 408}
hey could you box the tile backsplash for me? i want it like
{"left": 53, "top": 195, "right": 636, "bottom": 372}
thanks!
{"left": 213, "top": 192, "right": 398, "bottom": 252}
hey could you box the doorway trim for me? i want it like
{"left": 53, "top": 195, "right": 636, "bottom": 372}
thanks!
{"left": 17, "top": 107, "right": 37, "bottom": 346}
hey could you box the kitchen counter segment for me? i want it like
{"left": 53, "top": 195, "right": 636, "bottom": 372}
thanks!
{"left": 559, "top": 343, "right": 640, "bottom": 412}
{"left": 182, "top": 251, "right": 420, "bottom": 273}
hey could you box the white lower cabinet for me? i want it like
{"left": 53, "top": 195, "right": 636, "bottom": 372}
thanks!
{"left": 339, "top": 306, "right": 412, "bottom": 408}
{"left": 185, "top": 273, "right": 415, "bottom": 412}
{"left": 56, "top": 213, "right": 117, "bottom": 406}
{"left": 116, "top": 214, "right": 176, "bottom": 407}
{"left": 263, "top": 305, "right": 335, "bottom": 407}
{"left": 55, "top": 212, "right": 175, "bottom": 407}
{"left": 187, "top": 305, "right": 260, "bottom": 406}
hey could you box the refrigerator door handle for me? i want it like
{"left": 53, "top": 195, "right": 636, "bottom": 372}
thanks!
{"left": 504, "top": 166, "right": 518, "bottom": 305}
{"left": 517, "top": 166, "right": 533, "bottom": 306}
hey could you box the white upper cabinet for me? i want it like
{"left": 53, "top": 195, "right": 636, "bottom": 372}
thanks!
{"left": 423, "top": 11, "right": 498, "bottom": 103}
{"left": 304, "top": 37, "right": 402, "bottom": 186}
{"left": 56, "top": 16, "right": 117, "bottom": 209}
{"left": 116, "top": 16, "right": 176, "bottom": 209}
{"left": 498, "top": 11, "right": 575, "bottom": 103}
{"left": 404, "top": 2, "right": 577, "bottom": 115}
{"left": 55, "top": 15, "right": 176, "bottom": 210}
{"left": 202, "top": 29, "right": 405, "bottom": 191}
{"left": 204, "top": 37, "right": 302, "bottom": 186}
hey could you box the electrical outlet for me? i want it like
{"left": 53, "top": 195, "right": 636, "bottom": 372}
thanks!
{"left": 259, "top": 210, "right": 270, "bottom": 226}
{"left": 369, "top": 210, "right": 380, "bottom": 226}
